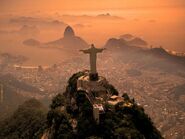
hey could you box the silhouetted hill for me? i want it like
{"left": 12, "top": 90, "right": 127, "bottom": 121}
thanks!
{"left": 149, "top": 47, "right": 169, "bottom": 56}
{"left": 104, "top": 38, "right": 141, "bottom": 52}
{"left": 96, "top": 13, "right": 123, "bottom": 20}
{"left": 119, "top": 34, "right": 147, "bottom": 46}
{"left": 45, "top": 26, "right": 88, "bottom": 49}
{"left": 0, "top": 99, "right": 47, "bottom": 139}
{"left": 120, "top": 34, "right": 134, "bottom": 40}
{"left": 23, "top": 26, "right": 88, "bottom": 50}
{"left": 128, "top": 37, "right": 148, "bottom": 46}
{"left": 0, "top": 74, "right": 43, "bottom": 119}
{"left": 43, "top": 71, "right": 163, "bottom": 139}
{"left": 0, "top": 83, "right": 26, "bottom": 119}
{"left": 104, "top": 38, "right": 128, "bottom": 49}
{"left": 104, "top": 37, "right": 185, "bottom": 68}
{"left": 23, "top": 38, "right": 41, "bottom": 46}
{"left": 0, "top": 74, "right": 41, "bottom": 93}
{"left": 148, "top": 48, "right": 185, "bottom": 66}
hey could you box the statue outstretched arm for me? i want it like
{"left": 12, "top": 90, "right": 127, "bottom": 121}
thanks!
{"left": 96, "top": 48, "right": 106, "bottom": 53}
{"left": 79, "top": 49, "right": 90, "bottom": 53}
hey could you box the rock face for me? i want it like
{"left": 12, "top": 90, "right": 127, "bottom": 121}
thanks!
{"left": 44, "top": 71, "right": 163, "bottom": 139}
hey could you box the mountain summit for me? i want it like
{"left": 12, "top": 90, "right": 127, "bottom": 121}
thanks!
{"left": 45, "top": 26, "right": 88, "bottom": 49}
{"left": 64, "top": 26, "right": 75, "bottom": 38}
{"left": 41, "top": 70, "right": 163, "bottom": 139}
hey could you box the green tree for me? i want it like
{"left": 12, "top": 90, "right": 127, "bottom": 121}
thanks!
{"left": 50, "top": 94, "right": 65, "bottom": 109}
{"left": 0, "top": 99, "right": 47, "bottom": 139}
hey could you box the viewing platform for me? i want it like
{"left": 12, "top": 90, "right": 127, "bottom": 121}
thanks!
{"left": 77, "top": 74, "right": 107, "bottom": 93}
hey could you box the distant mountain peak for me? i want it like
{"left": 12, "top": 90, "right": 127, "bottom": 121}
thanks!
{"left": 64, "top": 26, "right": 75, "bottom": 38}
{"left": 23, "top": 38, "right": 41, "bottom": 46}
{"left": 23, "top": 26, "right": 88, "bottom": 49}
{"left": 128, "top": 37, "right": 148, "bottom": 46}
{"left": 120, "top": 34, "right": 134, "bottom": 40}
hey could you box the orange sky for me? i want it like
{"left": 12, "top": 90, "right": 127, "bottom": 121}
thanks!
{"left": 0, "top": 0, "right": 184, "bottom": 52}
{"left": 1, "top": 0, "right": 185, "bottom": 13}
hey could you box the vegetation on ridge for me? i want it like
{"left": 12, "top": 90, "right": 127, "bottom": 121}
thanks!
{"left": 0, "top": 71, "right": 163, "bottom": 139}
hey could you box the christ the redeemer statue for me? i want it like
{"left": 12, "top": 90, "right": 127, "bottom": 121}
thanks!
{"left": 80, "top": 44, "right": 105, "bottom": 81}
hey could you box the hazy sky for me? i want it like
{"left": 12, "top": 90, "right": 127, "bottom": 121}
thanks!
{"left": 1, "top": 0, "right": 185, "bottom": 13}
{"left": 0, "top": 0, "right": 184, "bottom": 52}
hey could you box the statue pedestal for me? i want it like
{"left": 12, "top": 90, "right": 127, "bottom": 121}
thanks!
{"left": 76, "top": 73, "right": 108, "bottom": 124}
{"left": 77, "top": 74, "right": 107, "bottom": 93}
{"left": 89, "top": 73, "right": 99, "bottom": 81}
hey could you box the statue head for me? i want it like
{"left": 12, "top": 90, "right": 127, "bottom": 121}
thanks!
{"left": 91, "top": 44, "right": 95, "bottom": 48}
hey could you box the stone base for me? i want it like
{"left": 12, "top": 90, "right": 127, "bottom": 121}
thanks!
{"left": 89, "top": 73, "right": 99, "bottom": 81}
{"left": 77, "top": 74, "right": 107, "bottom": 93}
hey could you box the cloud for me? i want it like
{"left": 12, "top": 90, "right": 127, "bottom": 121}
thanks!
{"left": 148, "top": 19, "right": 156, "bottom": 23}
{"left": 61, "top": 13, "right": 124, "bottom": 21}
{"left": 9, "top": 16, "right": 66, "bottom": 26}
